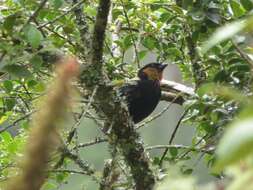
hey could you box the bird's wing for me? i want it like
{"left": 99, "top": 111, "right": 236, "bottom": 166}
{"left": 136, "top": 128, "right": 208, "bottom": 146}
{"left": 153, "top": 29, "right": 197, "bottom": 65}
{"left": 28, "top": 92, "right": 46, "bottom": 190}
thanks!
{"left": 118, "top": 79, "right": 142, "bottom": 102}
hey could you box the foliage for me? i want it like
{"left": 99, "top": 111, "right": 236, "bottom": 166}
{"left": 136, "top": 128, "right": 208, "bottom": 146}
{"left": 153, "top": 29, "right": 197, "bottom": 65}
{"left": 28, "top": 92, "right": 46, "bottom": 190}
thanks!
{"left": 1, "top": 0, "right": 253, "bottom": 189}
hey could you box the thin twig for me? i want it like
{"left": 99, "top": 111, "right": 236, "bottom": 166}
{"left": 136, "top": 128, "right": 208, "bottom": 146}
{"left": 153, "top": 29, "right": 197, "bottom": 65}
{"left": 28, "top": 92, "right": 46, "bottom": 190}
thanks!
{"left": 136, "top": 93, "right": 183, "bottom": 129}
{"left": 73, "top": 137, "right": 107, "bottom": 149}
{"left": 119, "top": 0, "right": 140, "bottom": 67}
{"left": 26, "top": 0, "right": 48, "bottom": 25}
{"left": 49, "top": 169, "right": 92, "bottom": 175}
{"left": 37, "top": 0, "right": 86, "bottom": 29}
{"left": 159, "top": 109, "right": 189, "bottom": 166}
{"left": 177, "top": 134, "right": 210, "bottom": 160}
{"left": 67, "top": 86, "right": 98, "bottom": 144}
{"left": 0, "top": 111, "right": 34, "bottom": 134}
{"left": 145, "top": 144, "right": 214, "bottom": 154}
{"left": 232, "top": 40, "right": 253, "bottom": 67}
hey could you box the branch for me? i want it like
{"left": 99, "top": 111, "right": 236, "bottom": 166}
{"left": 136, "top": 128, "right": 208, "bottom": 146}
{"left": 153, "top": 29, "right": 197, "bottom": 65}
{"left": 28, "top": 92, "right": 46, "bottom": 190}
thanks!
{"left": 26, "top": 0, "right": 48, "bottom": 25}
{"left": 161, "top": 91, "right": 184, "bottom": 105}
{"left": 49, "top": 169, "right": 91, "bottom": 175}
{"left": 37, "top": 0, "right": 86, "bottom": 29}
{"left": 90, "top": 0, "right": 111, "bottom": 70}
{"left": 78, "top": 0, "right": 155, "bottom": 188}
{"left": 72, "top": 0, "right": 91, "bottom": 60}
{"left": 160, "top": 79, "right": 196, "bottom": 96}
{"left": 232, "top": 40, "right": 253, "bottom": 67}
{"left": 0, "top": 111, "right": 34, "bottom": 134}
{"left": 63, "top": 147, "right": 95, "bottom": 176}
{"left": 145, "top": 144, "right": 214, "bottom": 154}
{"left": 119, "top": 0, "right": 140, "bottom": 67}
{"left": 137, "top": 93, "right": 183, "bottom": 129}
{"left": 73, "top": 137, "right": 107, "bottom": 149}
{"left": 159, "top": 109, "right": 189, "bottom": 166}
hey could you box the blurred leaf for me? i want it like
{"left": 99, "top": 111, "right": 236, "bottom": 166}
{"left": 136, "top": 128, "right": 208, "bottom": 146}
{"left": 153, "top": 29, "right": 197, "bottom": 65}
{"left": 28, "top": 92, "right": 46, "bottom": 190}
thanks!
{"left": 24, "top": 25, "right": 43, "bottom": 49}
{"left": 123, "top": 35, "right": 133, "bottom": 49}
{"left": 27, "top": 79, "right": 38, "bottom": 89}
{"left": 182, "top": 0, "right": 193, "bottom": 9}
{"left": 52, "top": 0, "right": 64, "bottom": 9}
{"left": 230, "top": 0, "right": 246, "bottom": 17}
{"left": 0, "top": 115, "right": 8, "bottom": 125}
{"left": 34, "top": 82, "right": 46, "bottom": 92}
{"left": 183, "top": 168, "right": 193, "bottom": 175}
{"left": 42, "top": 182, "right": 57, "bottom": 190}
{"left": 5, "top": 98, "right": 15, "bottom": 111}
{"left": 3, "top": 64, "right": 31, "bottom": 78}
{"left": 170, "top": 147, "right": 178, "bottom": 157}
{"left": 3, "top": 14, "right": 16, "bottom": 32}
{"left": 3, "top": 80, "right": 13, "bottom": 93}
{"left": 30, "top": 55, "right": 43, "bottom": 71}
{"left": 197, "top": 83, "right": 246, "bottom": 103}
{"left": 84, "top": 6, "right": 97, "bottom": 17}
{"left": 1, "top": 132, "right": 12, "bottom": 143}
{"left": 138, "top": 50, "right": 148, "bottom": 60}
{"left": 166, "top": 47, "right": 181, "bottom": 58}
{"left": 201, "top": 19, "right": 248, "bottom": 53}
{"left": 142, "top": 36, "right": 157, "bottom": 50}
{"left": 213, "top": 70, "right": 228, "bottom": 82}
{"left": 214, "top": 119, "right": 253, "bottom": 172}
{"left": 240, "top": 0, "right": 253, "bottom": 11}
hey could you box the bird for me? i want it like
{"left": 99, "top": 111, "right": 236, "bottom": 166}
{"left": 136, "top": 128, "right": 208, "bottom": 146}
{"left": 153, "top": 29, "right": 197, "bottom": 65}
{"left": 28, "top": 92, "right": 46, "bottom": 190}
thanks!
{"left": 119, "top": 62, "right": 168, "bottom": 123}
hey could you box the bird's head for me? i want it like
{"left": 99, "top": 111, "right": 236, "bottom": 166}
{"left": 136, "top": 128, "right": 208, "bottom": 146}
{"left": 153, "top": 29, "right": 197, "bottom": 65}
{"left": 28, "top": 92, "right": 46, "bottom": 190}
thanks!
{"left": 138, "top": 62, "right": 168, "bottom": 81}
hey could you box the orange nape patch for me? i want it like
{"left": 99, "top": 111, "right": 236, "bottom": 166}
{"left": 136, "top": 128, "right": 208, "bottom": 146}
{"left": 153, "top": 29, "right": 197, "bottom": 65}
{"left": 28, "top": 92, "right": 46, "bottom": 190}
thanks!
{"left": 142, "top": 67, "right": 163, "bottom": 81}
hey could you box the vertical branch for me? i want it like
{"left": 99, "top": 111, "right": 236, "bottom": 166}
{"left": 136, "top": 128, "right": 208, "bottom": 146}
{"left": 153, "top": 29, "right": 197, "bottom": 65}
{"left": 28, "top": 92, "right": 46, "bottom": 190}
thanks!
{"left": 75, "top": 0, "right": 155, "bottom": 189}
{"left": 90, "top": 0, "right": 111, "bottom": 70}
{"left": 119, "top": 0, "right": 140, "bottom": 67}
{"left": 185, "top": 26, "right": 206, "bottom": 88}
{"left": 159, "top": 110, "right": 189, "bottom": 166}
{"left": 72, "top": 0, "right": 91, "bottom": 61}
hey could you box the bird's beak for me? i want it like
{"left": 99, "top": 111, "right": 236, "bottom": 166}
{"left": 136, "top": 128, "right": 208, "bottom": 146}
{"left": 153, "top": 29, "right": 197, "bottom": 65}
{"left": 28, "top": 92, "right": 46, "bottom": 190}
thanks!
{"left": 159, "top": 64, "right": 168, "bottom": 70}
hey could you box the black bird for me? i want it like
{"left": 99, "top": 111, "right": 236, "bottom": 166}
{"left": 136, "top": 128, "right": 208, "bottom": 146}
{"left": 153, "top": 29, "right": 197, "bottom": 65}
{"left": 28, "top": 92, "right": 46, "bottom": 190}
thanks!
{"left": 119, "top": 63, "right": 168, "bottom": 123}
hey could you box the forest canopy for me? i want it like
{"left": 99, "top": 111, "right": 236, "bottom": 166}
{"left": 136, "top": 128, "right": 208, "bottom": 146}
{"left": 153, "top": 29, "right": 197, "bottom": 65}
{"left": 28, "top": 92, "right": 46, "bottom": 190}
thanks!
{"left": 1, "top": 0, "right": 253, "bottom": 190}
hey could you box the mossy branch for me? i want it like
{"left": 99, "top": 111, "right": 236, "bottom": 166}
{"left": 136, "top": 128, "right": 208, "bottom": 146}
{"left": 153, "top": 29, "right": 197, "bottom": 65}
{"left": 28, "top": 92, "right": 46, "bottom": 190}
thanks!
{"left": 75, "top": 0, "right": 156, "bottom": 189}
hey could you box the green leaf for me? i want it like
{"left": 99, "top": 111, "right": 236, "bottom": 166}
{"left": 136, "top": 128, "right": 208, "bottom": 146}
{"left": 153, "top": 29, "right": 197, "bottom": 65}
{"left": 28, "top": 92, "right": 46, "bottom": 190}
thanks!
{"left": 84, "top": 6, "right": 97, "bottom": 17}
{"left": 5, "top": 98, "right": 15, "bottom": 111}
{"left": 3, "top": 80, "right": 13, "bottom": 93}
{"left": 3, "top": 64, "right": 31, "bottom": 78}
{"left": 142, "top": 36, "right": 157, "bottom": 50}
{"left": 183, "top": 168, "right": 193, "bottom": 175}
{"left": 3, "top": 14, "right": 16, "bottom": 32}
{"left": 27, "top": 79, "right": 38, "bottom": 89}
{"left": 213, "top": 70, "right": 228, "bottom": 82}
{"left": 30, "top": 55, "right": 43, "bottom": 71}
{"left": 240, "top": 0, "right": 253, "bottom": 11}
{"left": 201, "top": 19, "right": 247, "bottom": 53}
{"left": 153, "top": 156, "right": 160, "bottom": 165}
{"left": 182, "top": 0, "right": 193, "bottom": 9}
{"left": 138, "top": 50, "right": 148, "bottom": 60}
{"left": 1, "top": 132, "right": 13, "bottom": 143}
{"left": 169, "top": 147, "right": 178, "bottom": 157}
{"left": 34, "top": 82, "right": 46, "bottom": 92}
{"left": 166, "top": 48, "right": 181, "bottom": 58}
{"left": 42, "top": 182, "right": 57, "bottom": 190}
{"left": 0, "top": 115, "right": 9, "bottom": 125}
{"left": 24, "top": 25, "right": 43, "bottom": 49}
{"left": 214, "top": 119, "right": 253, "bottom": 172}
{"left": 52, "top": 0, "right": 64, "bottom": 9}
{"left": 230, "top": 0, "right": 246, "bottom": 17}
{"left": 123, "top": 35, "right": 133, "bottom": 50}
